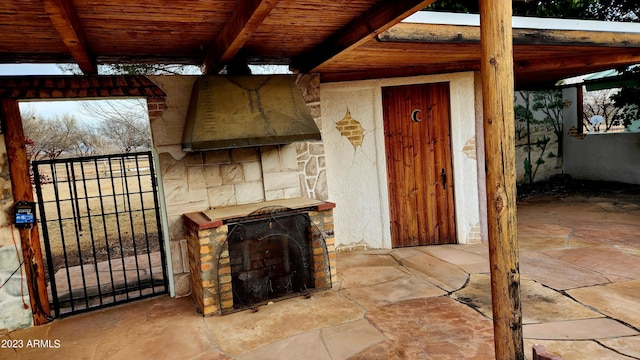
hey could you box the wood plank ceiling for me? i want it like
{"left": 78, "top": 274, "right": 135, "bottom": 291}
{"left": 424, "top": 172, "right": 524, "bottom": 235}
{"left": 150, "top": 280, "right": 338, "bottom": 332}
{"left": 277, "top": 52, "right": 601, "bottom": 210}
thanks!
{"left": 3, "top": 0, "right": 640, "bottom": 87}
{"left": 327, "top": 22, "right": 640, "bottom": 87}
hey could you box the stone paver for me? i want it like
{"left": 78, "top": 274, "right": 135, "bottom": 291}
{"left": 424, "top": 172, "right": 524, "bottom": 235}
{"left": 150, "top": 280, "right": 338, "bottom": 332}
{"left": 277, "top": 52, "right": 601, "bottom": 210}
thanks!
{"left": 388, "top": 247, "right": 424, "bottom": 261}
{"left": 339, "top": 266, "right": 409, "bottom": 288}
{"left": 454, "top": 242, "right": 489, "bottom": 256}
{"left": 2, "top": 193, "right": 640, "bottom": 360}
{"left": 523, "top": 339, "right": 636, "bottom": 360}
{"left": 1, "top": 296, "right": 217, "bottom": 360}
{"left": 573, "top": 223, "right": 640, "bottom": 247}
{"left": 568, "top": 279, "right": 640, "bottom": 330}
{"left": 543, "top": 247, "right": 640, "bottom": 281}
{"left": 391, "top": 250, "right": 469, "bottom": 292}
{"left": 453, "top": 274, "right": 602, "bottom": 324}
{"left": 591, "top": 197, "right": 640, "bottom": 211}
{"left": 366, "top": 297, "right": 495, "bottom": 359}
{"left": 52, "top": 252, "right": 163, "bottom": 299}
{"left": 335, "top": 252, "right": 396, "bottom": 272}
{"left": 518, "top": 223, "right": 574, "bottom": 239}
{"left": 347, "top": 340, "right": 402, "bottom": 360}
{"left": 599, "top": 336, "right": 640, "bottom": 359}
{"left": 616, "top": 244, "right": 640, "bottom": 257}
{"left": 517, "top": 235, "right": 601, "bottom": 252}
{"left": 240, "top": 330, "right": 331, "bottom": 360}
{"left": 523, "top": 318, "right": 638, "bottom": 340}
{"left": 340, "top": 272, "right": 445, "bottom": 310}
{"left": 520, "top": 251, "right": 609, "bottom": 290}
{"left": 417, "top": 245, "right": 490, "bottom": 274}
{"left": 322, "top": 319, "right": 386, "bottom": 359}
{"left": 205, "top": 291, "right": 363, "bottom": 356}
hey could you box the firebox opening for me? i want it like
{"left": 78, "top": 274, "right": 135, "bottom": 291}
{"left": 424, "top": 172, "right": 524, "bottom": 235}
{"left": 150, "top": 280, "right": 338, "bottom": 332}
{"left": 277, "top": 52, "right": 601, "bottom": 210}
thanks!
{"left": 221, "top": 209, "right": 330, "bottom": 313}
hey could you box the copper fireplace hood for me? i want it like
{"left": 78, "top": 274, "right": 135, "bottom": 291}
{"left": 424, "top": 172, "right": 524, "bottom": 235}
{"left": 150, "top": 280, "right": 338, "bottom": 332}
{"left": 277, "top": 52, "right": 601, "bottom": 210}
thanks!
{"left": 182, "top": 75, "right": 321, "bottom": 151}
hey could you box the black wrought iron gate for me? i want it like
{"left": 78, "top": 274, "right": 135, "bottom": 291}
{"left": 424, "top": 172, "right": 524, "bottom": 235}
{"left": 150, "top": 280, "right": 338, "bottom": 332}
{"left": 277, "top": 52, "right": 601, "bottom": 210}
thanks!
{"left": 32, "top": 152, "right": 168, "bottom": 317}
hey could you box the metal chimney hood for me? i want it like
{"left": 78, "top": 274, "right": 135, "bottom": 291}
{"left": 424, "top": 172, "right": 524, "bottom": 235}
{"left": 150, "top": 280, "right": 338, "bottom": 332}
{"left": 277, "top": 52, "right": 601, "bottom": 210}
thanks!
{"left": 182, "top": 75, "right": 321, "bottom": 151}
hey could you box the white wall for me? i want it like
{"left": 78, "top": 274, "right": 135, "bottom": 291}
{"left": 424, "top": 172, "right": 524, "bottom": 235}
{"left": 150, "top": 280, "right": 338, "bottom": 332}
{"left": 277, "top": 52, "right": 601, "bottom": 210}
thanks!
{"left": 563, "top": 87, "right": 640, "bottom": 184}
{"left": 321, "top": 73, "right": 484, "bottom": 249}
{"left": 0, "top": 135, "right": 33, "bottom": 331}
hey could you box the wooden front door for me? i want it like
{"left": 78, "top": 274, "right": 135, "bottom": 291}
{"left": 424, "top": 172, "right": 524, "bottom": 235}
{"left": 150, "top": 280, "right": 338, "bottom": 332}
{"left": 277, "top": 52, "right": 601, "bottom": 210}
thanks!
{"left": 382, "top": 83, "right": 456, "bottom": 247}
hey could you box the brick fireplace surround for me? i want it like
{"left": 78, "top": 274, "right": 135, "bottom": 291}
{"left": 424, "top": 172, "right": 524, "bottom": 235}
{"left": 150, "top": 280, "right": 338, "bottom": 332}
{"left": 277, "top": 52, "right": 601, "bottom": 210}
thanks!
{"left": 183, "top": 198, "right": 336, "bottom": 316}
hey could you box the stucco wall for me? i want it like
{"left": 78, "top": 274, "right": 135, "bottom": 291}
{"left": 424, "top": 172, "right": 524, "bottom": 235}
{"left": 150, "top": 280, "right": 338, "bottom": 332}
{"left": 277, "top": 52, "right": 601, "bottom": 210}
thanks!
{"left": 514, "top": 91, "right": 563, "bottom": 184}
{"left": 562, "top": 87, "right": 640, "bottom": 184}
{"left": 321, "top": 73, "right": 484, "bottom": 249}
{"left": 0, "top": 135, "right": 33, "bottom": 332}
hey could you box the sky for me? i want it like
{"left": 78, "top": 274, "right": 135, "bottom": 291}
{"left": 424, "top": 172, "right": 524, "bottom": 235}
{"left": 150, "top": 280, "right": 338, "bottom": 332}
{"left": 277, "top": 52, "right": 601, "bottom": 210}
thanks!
{"left": 0, "top": 64, "right": 140, "bottom": 127}
{"left": 0, "top": 63, "right": 290, "bottom": 127}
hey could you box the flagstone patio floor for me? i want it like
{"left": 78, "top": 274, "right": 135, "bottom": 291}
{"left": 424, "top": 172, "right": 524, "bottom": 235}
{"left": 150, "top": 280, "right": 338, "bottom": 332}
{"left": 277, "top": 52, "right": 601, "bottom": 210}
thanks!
{"left": 2, "top": 192, "right": 640, "bottom": 359}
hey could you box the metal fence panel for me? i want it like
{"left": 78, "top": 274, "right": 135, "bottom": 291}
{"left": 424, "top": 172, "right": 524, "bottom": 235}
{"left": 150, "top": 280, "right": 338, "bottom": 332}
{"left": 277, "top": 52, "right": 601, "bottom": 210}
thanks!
{"left": 33, "top": 152, "right": 168, "bottom": 317}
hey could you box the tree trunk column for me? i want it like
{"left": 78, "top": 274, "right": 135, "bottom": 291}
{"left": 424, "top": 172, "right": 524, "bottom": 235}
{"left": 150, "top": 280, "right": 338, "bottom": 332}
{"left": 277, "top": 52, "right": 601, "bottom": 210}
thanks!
{"left": 1, "top": 98, "right": 51, "bottom": 325}
{"left": 478, "top": 1, "right": 524, "bottom": 359}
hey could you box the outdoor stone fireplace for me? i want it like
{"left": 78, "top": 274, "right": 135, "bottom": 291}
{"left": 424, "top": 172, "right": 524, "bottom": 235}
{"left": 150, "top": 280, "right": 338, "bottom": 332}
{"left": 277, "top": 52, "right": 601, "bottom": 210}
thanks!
{"left": 183, "top": 198, "right": 335, "bottom": 315}
{"left": 148, "top": 74, "right": 327, "bottom": 300}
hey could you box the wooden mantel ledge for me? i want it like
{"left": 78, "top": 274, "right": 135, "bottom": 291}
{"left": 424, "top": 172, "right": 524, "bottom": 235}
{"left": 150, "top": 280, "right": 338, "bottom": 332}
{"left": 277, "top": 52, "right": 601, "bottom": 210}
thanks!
{"left": 183, "top": 197, "right": 336, "bottom": 230}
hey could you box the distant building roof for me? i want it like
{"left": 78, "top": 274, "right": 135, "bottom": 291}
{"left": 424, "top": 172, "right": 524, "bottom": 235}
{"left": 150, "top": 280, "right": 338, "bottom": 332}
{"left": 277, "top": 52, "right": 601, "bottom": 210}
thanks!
{"left": 582, "top": 67, "right": 639, "bottom": 91}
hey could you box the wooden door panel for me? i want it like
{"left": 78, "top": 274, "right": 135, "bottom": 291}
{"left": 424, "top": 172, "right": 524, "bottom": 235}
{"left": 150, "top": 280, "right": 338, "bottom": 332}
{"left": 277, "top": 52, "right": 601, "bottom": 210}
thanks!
{"left": 384, "top": 88, "right": 400, "bottom": 245}
{"left": 412, "top": 89, "right": 429, "bottom": 245}
{"left": 436, "top": 86, "right": 457, "bottom": 241}
{"left": 383, "top": 83, "right": 456, "bottom": 247}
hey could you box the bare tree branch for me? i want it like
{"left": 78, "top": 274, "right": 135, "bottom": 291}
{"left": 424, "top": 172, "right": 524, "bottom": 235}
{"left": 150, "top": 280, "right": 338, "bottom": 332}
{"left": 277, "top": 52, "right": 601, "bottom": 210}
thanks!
{"left": 582, "top": 88, "right": 622, "bottom": 132}
{"left": 79, "top": 99, "right": 152, "bottom": 153}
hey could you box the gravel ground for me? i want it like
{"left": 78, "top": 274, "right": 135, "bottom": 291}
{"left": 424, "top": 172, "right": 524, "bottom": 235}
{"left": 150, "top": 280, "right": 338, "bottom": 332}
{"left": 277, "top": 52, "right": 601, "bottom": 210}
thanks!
{"left": 516, "top": 175, "right": 640, "bottom": 201}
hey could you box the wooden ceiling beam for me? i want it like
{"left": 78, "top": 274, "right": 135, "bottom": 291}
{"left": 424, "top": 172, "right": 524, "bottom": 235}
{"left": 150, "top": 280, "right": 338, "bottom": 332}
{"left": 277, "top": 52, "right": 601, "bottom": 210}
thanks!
{"left": 293, "top": 0, "right": 437, "bottom": 73}
{"left": 515, "top": 49, "right": 640, "bottom": 74}
{"left": 319, "top": 61, "right": 480, "bottom": 83}
{"left": 381, "top": 23, "right": 640, "bottom": 48}
{"left": 203, "top": 0, "right": 280, "bottom": 74}
{"left": 320, "top": 49, "right": 640, "bottom": 87}
{"left": 40, "top": 0, "right": 97, "bottom": 74}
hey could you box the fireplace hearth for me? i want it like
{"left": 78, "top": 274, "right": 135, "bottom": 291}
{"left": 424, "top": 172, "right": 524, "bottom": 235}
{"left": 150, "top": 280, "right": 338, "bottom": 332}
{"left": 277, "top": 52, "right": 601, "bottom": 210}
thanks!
{"left": 227, "top": 208, "right": 320, "bottom": 310}
{"left": 183, "top": 198, "right": 335, "bottom": 315}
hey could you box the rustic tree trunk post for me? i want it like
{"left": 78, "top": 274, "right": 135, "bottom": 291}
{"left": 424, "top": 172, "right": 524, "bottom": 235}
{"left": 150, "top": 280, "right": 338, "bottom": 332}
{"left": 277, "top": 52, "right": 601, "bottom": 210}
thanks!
{"left": 1, "top": 98, "right": 51, "bottom": 325}
{"left": 478, "top": 1, "right": 524, "bottom": 359}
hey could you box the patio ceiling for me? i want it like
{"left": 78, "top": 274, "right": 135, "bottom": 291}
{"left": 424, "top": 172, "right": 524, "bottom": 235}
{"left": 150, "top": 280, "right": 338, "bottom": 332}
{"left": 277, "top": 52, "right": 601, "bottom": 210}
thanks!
{"left": 3, "top": 1, "right": 640, "bottom": 87}
{"left": 1, "top": 0, "right": 434, "bottom": 73}
{"left": 330, "top": 22, "right": 640, "bottom": 88}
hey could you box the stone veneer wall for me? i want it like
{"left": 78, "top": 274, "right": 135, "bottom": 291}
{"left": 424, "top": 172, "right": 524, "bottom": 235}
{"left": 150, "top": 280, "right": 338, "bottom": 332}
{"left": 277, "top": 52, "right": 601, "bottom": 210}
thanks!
{"left": 295, "top": 74, "right": 328, "bottom": 201}
{"left": 0, "top": 135, "right": 33, "bottom": 332}
{"left": 148, "top": 74, "right": 327, "bottom": 297}
{"left": 183, "top": 205, "right": 335, "bottom": 316}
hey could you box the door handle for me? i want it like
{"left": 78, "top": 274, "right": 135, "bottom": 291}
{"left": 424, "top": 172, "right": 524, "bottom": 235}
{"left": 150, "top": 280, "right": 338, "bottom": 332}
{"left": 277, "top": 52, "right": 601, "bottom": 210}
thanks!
{"left": 441, "top": 168, "right": 447, "bottom": 190}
